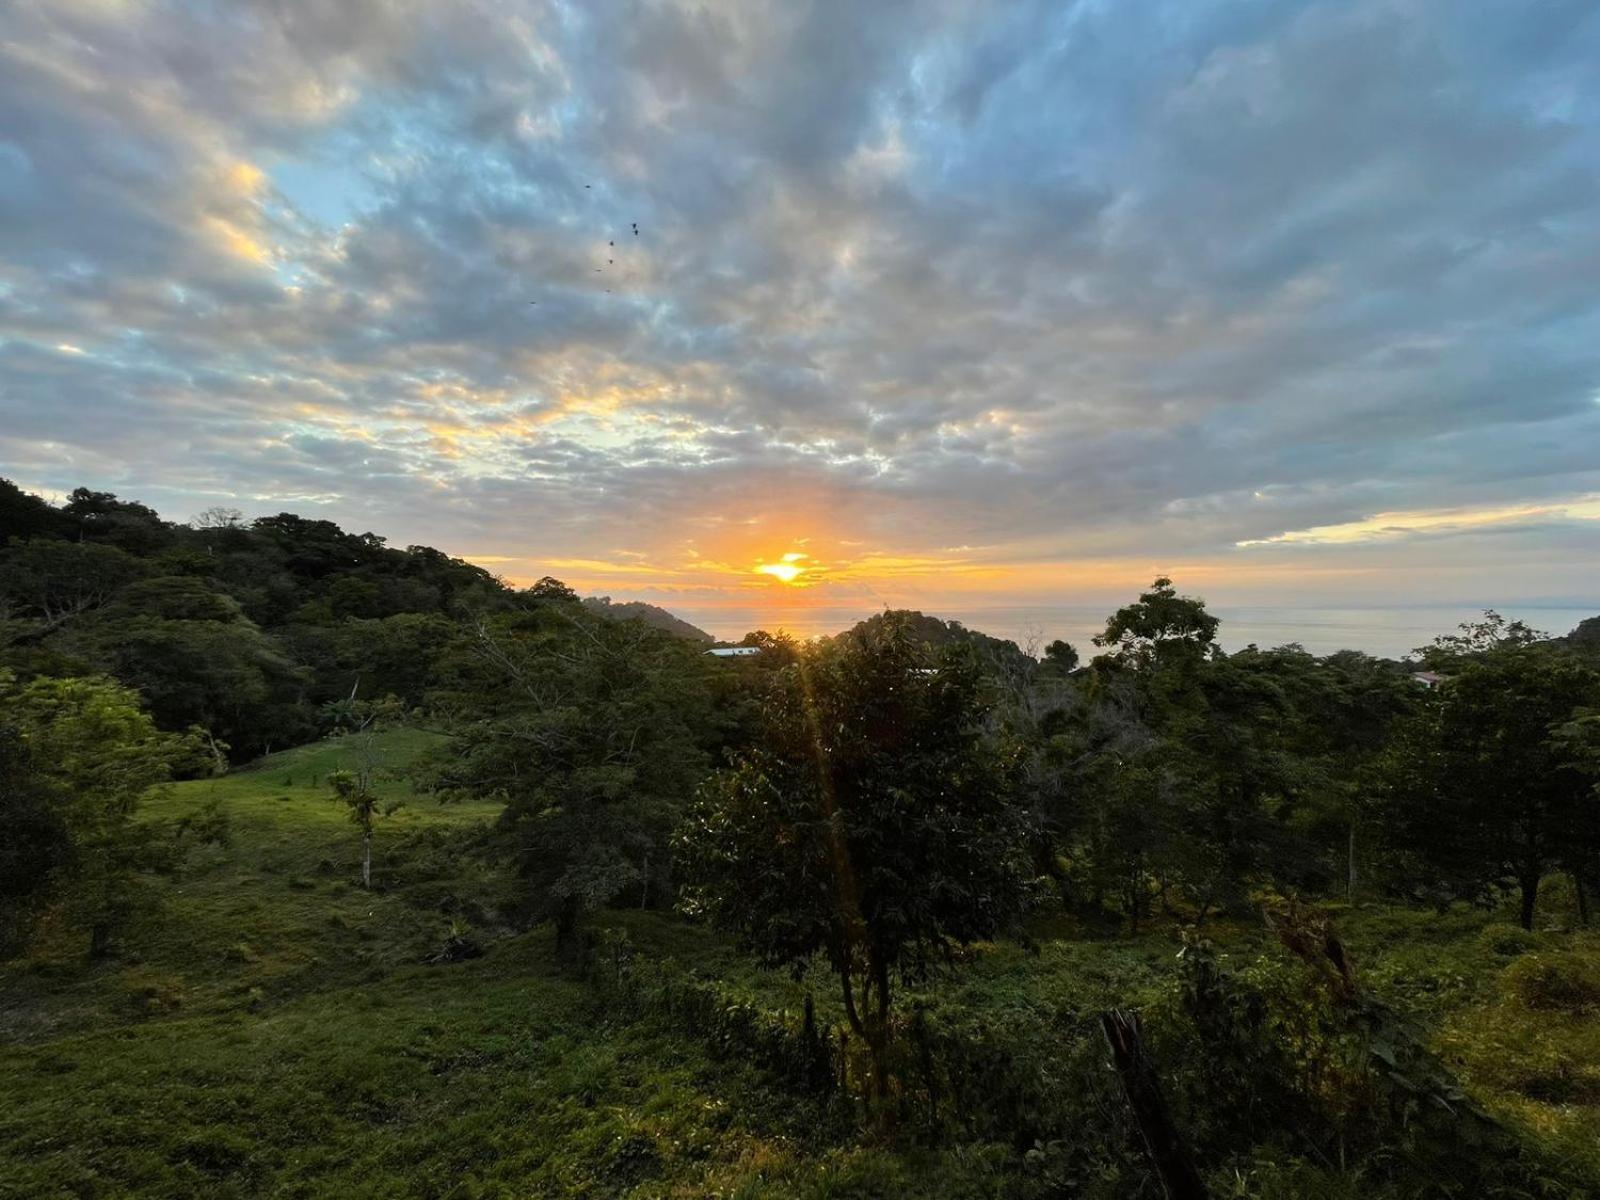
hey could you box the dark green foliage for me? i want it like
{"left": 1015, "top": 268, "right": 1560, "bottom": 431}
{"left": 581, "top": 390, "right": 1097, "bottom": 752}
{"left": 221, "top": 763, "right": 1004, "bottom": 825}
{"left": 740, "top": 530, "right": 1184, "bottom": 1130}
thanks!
{"left": 678, "top": 613, "right": 1036, "bottom": 1095}
{"left": 0, "top": 484, "right": 519, "bottom": 755}
{"left": 0, "top": 723, "right": 71, "bottom": 956}
{"left": 1052, "top": 581, "right": 1419, "bottom": 929}
{"left": 0, "top": 671, "right": 211, "bottom": 958}
{"left": 0, "top": 538, "right": 148, "bottom": 629}
{"left": 426, "top": 605, "right": 716, "bottom": 952}
{"left": 582, "top": 595, "right": 715, "bottom": 643}
{"left": 0, "top": 478, "right": 73, "bottom": 541}
{"left": 1376, "top": 641, "right": 1599, "bottom": 927}
{"left": 842, "top": 608, "right": 1035, "bottom": 679}
{"left": 60, "top": 579, "right": 312, "bottom": 760}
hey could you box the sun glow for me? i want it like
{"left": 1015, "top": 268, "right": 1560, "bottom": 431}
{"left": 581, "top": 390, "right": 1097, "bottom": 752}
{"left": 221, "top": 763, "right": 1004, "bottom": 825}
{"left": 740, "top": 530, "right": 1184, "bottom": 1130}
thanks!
{"left": 755, "top": 551, "right": 809, "bottom": 584}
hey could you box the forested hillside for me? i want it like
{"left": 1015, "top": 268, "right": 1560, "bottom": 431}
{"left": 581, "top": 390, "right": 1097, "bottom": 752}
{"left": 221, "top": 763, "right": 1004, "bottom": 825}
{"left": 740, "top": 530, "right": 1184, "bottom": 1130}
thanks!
{"left": 0, "top": 480, "right": 716, "bottom": 761}
{"left": 4, "top": 480, "right": 1600, "bottom": 1198}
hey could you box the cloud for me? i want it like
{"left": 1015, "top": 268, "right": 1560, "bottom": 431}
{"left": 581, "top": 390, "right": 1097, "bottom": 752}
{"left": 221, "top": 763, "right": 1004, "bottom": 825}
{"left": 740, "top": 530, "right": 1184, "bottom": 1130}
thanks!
{"left": 1238, "top": 495, "right": 1600, "bottom": 547}
{"left": 1, "top": 0, "right": 1599, "bottom": 613}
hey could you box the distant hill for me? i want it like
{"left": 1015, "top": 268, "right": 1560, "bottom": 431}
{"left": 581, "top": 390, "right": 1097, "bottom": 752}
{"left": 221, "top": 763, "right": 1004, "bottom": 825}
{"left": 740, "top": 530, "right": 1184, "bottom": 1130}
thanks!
{"left": 582, "top": 596, "right": 715, "bottom": 644}
{"left": 839, "top": 609, "right": 1035, "bottom": 674}
{"left": 1555, "top": 614, "right": 1600, "bottom": 660}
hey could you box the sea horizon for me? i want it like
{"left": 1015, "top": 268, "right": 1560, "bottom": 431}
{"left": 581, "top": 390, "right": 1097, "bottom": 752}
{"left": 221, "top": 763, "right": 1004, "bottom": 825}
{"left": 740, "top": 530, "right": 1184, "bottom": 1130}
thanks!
{"left": 666, "top": 602, "right": 1599, "bottom": 660}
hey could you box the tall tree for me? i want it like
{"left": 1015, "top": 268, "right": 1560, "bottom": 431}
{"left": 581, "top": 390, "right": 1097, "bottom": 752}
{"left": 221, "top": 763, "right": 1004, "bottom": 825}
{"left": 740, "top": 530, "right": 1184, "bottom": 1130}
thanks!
{"left": 1377, "top": 644, "right": 1599, "bottom": 928}
{"left": 677, "top": 615, "right": 1035, "bottom": 1097}
{"left": 425, "top": 596, "right": 714, "bottom": 952}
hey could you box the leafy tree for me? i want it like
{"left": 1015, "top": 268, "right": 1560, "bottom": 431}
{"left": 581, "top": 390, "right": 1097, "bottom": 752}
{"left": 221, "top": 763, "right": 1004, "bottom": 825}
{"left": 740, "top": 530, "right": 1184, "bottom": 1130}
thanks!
{"left": 844, "top": 608, "right": 1034, "bottom": 681}
{"left": 0, "top": 478, "right": 72, "bottom": 541}
{"left": 0, "top": 539, "right": 146, "bottom": 632}
{"left": 425, "top": 604, "right": 713, "bottom": 952}
{"left": 1548, "top": 707, "right": 1600, "bottom": 922}
{"left": 62, "top": 488, "right": 172, "bottom": 555}
{"left": 523, "top": 576, "right": 580, "bottom": 605}
{"left": 1093, "top": 576, "right": 1219, "bottom": 669}
{"left": 61, "top": 577, "right": 310, "bottom": 759}
{"left": 0, "top": 670, "right": 209, "bottom": 957}
{"left": 1068, "top": 579, "right": 1229, "bottom": 924}
{"left": 677, "top": 615, "right": 1035, "bottom": 1097}
{"left": 1415, "top": 609, "right": 1545, "bottom": 670}
{"left": 0, "top": 721, "right": 71, "bottom": 955}
{"left": 1042, "top": 638, "right": 1079, "bottom": 674}
{"left": 1376, "top": 644, "right": 1599, "bottom": 928}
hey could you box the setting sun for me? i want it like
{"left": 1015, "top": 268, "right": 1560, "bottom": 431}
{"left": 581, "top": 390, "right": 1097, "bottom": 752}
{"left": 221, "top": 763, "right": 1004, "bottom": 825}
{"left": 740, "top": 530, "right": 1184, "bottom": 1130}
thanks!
{"left": 755, "top": 551, "right": 810, "bottom": 584}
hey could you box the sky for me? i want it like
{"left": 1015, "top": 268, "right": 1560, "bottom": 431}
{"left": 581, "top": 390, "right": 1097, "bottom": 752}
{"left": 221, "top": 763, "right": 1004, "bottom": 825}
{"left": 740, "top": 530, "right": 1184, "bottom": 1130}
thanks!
{"left": 2, "top": 0, "right": 1599, "bottom": 641}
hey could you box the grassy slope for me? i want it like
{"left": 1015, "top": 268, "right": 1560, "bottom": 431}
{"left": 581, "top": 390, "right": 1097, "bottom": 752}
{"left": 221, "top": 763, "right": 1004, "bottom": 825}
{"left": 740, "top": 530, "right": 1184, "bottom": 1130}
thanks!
{"left": 3, "top": 731, "right": 1599, "bottom": 1197}
{"left": 0, "top": 734, "right": 1012, "bottom": 1199}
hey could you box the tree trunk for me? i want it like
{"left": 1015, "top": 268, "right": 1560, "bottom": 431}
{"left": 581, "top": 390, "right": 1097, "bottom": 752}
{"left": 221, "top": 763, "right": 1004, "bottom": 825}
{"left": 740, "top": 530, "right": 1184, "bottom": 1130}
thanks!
{"left": 88, "top": 921, "right": 112, "bottom": 961}
{"left": 1101, "top": 1009, "right": 1208, "bottom": 1200}
{"left": 871, "top": 953, "right": 892, "bottom": 1100}
{"left": 841, "top": 959, "right": 891, "bottom": 1102}
{"left": 1575, "top": 874, "right": 1591, "bottom": 928}
{"left": 1518, "top": 875, "right": 1539, "bottom": 931}
{"left": 361, "top": 829, "right": 372, "bottom": 890}
{"left": 1347, "top": 824, "right": 1357, "bottom": 903}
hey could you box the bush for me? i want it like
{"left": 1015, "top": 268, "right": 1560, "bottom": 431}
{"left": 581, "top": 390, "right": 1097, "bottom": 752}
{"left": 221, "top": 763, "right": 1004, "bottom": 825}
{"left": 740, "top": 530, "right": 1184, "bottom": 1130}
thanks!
{"left": 1478, "top": 922, "right": 1541, "bottom": 957}
{"left": 1501, "top": 952, "right": 1600, "bottom": 1013}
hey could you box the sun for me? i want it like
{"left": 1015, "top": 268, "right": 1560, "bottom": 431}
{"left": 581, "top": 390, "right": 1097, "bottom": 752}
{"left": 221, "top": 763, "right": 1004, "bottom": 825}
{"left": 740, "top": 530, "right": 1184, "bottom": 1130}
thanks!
{"left": 754, "top": 551, "right": 809, "bottom": 585}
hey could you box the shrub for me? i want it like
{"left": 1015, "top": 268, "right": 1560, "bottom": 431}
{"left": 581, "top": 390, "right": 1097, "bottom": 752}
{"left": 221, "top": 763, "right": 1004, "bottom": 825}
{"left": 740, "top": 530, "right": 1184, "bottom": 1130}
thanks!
{"left": 1501, "top": 952, "right": 1600, "bottom": 1013}
{"left": 1478, "top": 922, "right": 1541, "bottom": 957}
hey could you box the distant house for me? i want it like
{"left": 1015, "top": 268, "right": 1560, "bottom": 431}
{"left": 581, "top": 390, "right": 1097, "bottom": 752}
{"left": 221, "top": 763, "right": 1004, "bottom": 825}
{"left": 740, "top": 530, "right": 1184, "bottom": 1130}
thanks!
{"left": 706, "top": 646, "right": 761, "bottom": 658}
{"left": 1411, "top": 670, "right": 1447, "bottom": 690}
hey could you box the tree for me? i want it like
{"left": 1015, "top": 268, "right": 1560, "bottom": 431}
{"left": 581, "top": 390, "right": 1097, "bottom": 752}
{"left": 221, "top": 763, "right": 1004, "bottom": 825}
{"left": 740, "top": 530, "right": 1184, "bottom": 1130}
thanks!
{"left": 1548, "top": 706, "right": 1600, "bottom": 923}
{"left": 1415, "top": 609, "right": 1545, "bottom": 669}
{"left": 0, "top": 721, "right": 71, "bottom": 956}
{"left": 0, "top": 478, "right": 72, "bottom": 541}
{"left": 524, "top": 576, "right": 579, "bottom": 605}
{"left": 324, "top": 696, "right": 405, "bottom": 889}
{"left": 62, "top": 488, "right": 172, "bottom": 555}
{"left": 0, "top": 539, "right": 146, "bottom": 631}
{"left": 327, "top": 770, "right": 398, "bottom": 890}
{"left": 190, "top": 506, "right": 244, "bottom": 530}
{"left": 1069, "top": 579, "right": 1232, "bottom": 925}
{"left": 424, "top": 607, "right": 713, "bottom": 953}
{"left": 1093, "top": 576, "right": 1219, "bottom": 669}
{"left": 1376, "top": 645, "right": 1599, "bottom": 928}
{"left": 60, "top": 578, "right": 311, "bottom": 759}
{"left": 677, "top": 615, "right": 1035, "bottom": 1097}
{"left": 1042, "top": 638, "right": 1079, "bottom": 674}
{"left": 0, "top": 670, "right": 209, "bottom": 957}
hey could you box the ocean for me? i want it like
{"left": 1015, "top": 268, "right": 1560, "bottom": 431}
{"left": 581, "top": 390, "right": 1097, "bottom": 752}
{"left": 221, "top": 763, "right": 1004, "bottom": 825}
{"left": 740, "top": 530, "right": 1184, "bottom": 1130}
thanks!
{"left": 669, "top": 603, "right": 1597, "bottom": 660}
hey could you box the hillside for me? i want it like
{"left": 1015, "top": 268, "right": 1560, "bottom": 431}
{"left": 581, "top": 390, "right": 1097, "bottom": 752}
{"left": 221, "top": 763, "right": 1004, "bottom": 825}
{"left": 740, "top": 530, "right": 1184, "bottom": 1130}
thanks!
{"left": 3, "top": 731, "right": 1599, "bottom": 1197}
{"left": 581, "top": 595, "right": 715, "bottom": 643}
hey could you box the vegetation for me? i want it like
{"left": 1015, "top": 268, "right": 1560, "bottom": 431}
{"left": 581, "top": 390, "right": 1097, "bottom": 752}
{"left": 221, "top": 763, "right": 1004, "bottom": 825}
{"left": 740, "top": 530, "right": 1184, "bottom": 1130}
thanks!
{"left": 5, "top": 481, "right": 1600, "bottom": 1197}
{"left": 679, "top": 616, "right": 1034, "bottom": 1098}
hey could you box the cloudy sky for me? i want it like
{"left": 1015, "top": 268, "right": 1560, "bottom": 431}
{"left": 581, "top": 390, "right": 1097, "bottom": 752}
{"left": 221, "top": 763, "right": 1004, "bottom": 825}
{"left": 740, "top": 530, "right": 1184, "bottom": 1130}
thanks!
{"left": 2, "top": 0, "right": 1598, "bottom": 636}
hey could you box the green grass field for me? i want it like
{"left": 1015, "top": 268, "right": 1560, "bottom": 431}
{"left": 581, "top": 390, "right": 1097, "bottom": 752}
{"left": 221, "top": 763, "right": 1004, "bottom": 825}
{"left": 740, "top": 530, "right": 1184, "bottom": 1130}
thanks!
{"left": 3, "top": 731, "right": 1599, "bottom": 1198}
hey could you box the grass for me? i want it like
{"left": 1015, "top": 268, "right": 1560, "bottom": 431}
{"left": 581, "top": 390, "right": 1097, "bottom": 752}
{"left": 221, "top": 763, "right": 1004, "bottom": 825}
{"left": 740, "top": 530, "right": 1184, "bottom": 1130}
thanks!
{"left": 3, "top": 730, "right": 1600, "bottom": 1196}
